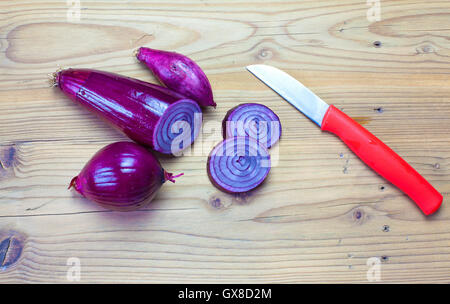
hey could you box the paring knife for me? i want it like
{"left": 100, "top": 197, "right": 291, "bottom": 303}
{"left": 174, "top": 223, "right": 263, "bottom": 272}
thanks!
{"left": 247, "top": 64, "right": 443, "bottom": 215}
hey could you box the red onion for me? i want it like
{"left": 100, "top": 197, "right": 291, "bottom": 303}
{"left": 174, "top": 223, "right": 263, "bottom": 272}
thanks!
{"left": 136, "top": 47, "right": 216, "bottom": 108}
{"left": 207, "top": 137, "right": 271, "bottom": 193}
{"left": 69, "top": 142, "right": 182, "bottom": 211}
{"left": 55, "top": 69, "right": 202, "bottom": 155}
{"left": 223, "top": 103, "right": 281, "bottom": 149}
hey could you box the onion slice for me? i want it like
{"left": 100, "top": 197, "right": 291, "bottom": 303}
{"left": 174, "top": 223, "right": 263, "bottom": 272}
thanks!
{"left": 223, "top": 103, "right": 281, "bottom": 149}
{"left": 207, "top": 137, "right": 271, "bottom": 193}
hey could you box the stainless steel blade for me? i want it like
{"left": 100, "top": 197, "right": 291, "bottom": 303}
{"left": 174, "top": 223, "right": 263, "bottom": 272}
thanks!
{"left": 246, "top": 64, "right": 329, "bottom": 127}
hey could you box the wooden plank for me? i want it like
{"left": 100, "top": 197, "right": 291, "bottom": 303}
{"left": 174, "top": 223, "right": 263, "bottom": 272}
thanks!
{"left": 0, "top": 0, "right": 449, "bottom": 283}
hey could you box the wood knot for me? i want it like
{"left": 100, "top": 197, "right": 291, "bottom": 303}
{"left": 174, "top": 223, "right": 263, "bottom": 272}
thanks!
{"left": 373, "top": 41, "right": 382, "bottom": 48}
{"left": 0, "top": 145, "right": 17, "bottom": 170}
{"left": 209, "top": 196, "right": 223, "bottom": 209}
{"left": 374, "top": 107, "right": 384, "bottom": 113}
{"left": 416, "top": 45, "right": 434, "bottom": 54}
{"left": 0, "top": 145, "right": 18, "bottom": 181}
{"left": 352, "top": 208, "right": 367, "bottom": 224}
{"left": 434, "top": 163, "right": 440, "bottom": 169}
{"left": 208, "top": 195, "right": 232, "bottom": 210}
{"left": 382, "top": 225, "right": 390, "bottom": 232}
{"left": 0, "top": 231, "right": 26, "bottom": 271}
{"left": 257, "top": 48, "right": 273, "bottom": 60}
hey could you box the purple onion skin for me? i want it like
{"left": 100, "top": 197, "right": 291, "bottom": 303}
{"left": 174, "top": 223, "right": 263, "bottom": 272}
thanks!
{"left": 56, "top": 69, "right": 202, "bottom": 155}
{"left": 207, "top": 137, "right": 271, "bottom": 194}
{"left": 70, "top": 142, "right": 182, "bottom": 211}
{"left": 137, "top": 47, "right": 216, "bottom": 108}
{"left": 223, "top": 103, "right": 282, "bottom": 149}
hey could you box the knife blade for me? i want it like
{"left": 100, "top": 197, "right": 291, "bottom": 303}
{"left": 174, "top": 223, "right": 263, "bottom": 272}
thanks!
{"left": 247, "top": 64, "right": 443, "bottom": 215}
{"left": 247, "top": 64, "right": 329, "bottom": 126}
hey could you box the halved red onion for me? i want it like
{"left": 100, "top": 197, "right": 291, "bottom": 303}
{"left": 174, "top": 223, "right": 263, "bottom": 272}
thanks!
{"left": 223, "top": 103, "right": 281, "bottom": 149}
{"left": 69, "top": 142, "right": 182, "bottom": 211}
{"left": 55, "top": 69, "right": 202, "bottom": 155}
{"left": 207, "top": 137, "right": 271, "bottom": 193}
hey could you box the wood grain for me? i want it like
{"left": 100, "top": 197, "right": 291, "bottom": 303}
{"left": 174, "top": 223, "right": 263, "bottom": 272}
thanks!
{"left": 0, "top": 0, "right": 449, "bottom": 283}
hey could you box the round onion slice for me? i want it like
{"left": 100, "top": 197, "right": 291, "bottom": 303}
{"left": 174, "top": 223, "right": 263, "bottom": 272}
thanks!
{"left": 223, "top": 103, "right": 281, "bottom": 149}
{"left": 207, "top": 137, "right": 271, "bottom": 193}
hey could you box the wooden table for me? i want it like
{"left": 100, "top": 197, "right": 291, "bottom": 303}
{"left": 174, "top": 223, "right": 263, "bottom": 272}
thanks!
{"left": 0, "top": 0, "right": 449, "bottom": 283}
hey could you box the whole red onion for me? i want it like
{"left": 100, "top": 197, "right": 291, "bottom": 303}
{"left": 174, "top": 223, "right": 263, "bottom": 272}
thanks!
{"left": 136, "top": 47, "right": 216, "bottom": 108}
{"left": 69, "top": 142, "right": 182, "bottom": 211}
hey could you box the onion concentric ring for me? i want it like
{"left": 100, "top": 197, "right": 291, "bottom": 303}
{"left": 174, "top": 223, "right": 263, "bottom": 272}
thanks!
{"left": 223, "top": 103, "right": 281, "bottom": 149}
{"left": 207, "top": 137, "right": 271, "bottom": 193}
{"left": 153, "top": 99, "right": 202, "bottom": 155}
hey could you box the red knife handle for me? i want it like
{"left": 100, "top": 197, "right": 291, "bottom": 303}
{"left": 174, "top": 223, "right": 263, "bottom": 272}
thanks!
{"left": 321, "top": 105, "right": 443, "bottom": 215}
